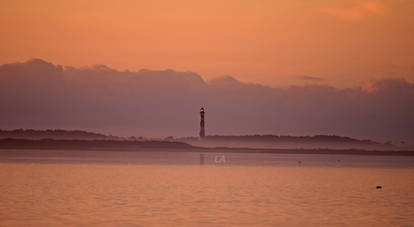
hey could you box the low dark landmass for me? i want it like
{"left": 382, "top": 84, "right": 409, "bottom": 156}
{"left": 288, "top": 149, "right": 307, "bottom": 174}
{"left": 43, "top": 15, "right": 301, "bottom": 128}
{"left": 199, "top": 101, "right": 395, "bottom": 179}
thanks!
{"left": 0, "top": 129, "right": 120, "bottom": 140}
{"left": 0, "top": 138, "right": 413, "bottom": 156}
{"left": 1, "top": 129, "right": 404, "bottom": 150}
{"left": 178, "top": 135, "right": 396, "bottom": 150}
{"left": 0, "top": 138, "right": 192, "bottom": 150}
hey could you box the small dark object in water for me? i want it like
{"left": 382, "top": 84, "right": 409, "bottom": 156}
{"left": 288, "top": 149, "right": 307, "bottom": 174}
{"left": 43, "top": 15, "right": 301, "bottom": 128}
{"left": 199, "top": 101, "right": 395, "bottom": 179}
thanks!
{"left": 376, "top": 186, "right": 382, "bottom": 189}
{"left": 337, "top": 160, "right": 341, "bottom": 162}
{"left": 298, "top": 161, "right": 302, "bottom": 164}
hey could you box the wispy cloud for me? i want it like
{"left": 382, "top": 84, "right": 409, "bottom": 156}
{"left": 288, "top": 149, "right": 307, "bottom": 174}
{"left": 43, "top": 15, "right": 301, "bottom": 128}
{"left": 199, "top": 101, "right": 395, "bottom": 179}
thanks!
{"left": 321, "top": 0, "right": 389, "bottom": 21}
{"left": 296, "top": 75, "right": 324, "bottom": 82}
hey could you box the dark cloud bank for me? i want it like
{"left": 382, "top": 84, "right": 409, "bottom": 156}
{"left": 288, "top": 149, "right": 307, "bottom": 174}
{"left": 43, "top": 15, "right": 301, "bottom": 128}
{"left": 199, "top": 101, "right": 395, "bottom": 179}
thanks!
{"left": 1, "top": 59, "right": 413, "bottom": 144}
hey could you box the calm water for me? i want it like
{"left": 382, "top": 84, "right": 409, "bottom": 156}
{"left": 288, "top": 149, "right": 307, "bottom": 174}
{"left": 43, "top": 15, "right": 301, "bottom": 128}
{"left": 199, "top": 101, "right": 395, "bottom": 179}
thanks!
{"left": 1, "top": 150, "right": 414, "bottom": 226}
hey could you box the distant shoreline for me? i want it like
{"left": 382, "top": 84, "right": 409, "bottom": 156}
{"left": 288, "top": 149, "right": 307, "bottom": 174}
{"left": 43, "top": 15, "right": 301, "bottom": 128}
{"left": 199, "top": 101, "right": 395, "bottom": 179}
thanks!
{"left": 0, "top": 138, "right": 413, "bottom": 156}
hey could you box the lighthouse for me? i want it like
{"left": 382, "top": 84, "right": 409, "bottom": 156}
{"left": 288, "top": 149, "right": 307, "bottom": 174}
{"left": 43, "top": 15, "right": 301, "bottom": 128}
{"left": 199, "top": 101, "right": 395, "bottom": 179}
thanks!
{"left": 199, "top": 107, "right": 205, "bottom": 138}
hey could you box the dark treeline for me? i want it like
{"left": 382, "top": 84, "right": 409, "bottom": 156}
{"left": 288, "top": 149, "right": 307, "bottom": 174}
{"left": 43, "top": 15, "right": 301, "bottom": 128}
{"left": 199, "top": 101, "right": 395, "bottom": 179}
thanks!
{"left": 0, "top": 138, "right": 193, "bottom": 151}
{"left": 177, "top": 134, "right": 396, "bottom": 150}
{"left": 0, "top": 129, "right": 119, "bottom": 140}
{"left": 0, "top": 138, "right": 413, "bottom": 156}
{"left": 180, "top": 135, "right": 381, "bottom": 144}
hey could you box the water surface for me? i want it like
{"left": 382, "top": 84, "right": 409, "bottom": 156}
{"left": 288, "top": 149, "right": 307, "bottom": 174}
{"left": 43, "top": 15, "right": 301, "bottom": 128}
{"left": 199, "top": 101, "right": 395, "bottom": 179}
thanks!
{"left": 1, "top": 150, "right": 413, "bottom": 226}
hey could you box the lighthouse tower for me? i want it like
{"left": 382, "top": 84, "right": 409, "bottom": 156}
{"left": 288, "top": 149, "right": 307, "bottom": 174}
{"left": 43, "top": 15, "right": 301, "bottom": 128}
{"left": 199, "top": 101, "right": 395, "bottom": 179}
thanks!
{"left": 199, "top": 107, "right": 205, "bottom": 138}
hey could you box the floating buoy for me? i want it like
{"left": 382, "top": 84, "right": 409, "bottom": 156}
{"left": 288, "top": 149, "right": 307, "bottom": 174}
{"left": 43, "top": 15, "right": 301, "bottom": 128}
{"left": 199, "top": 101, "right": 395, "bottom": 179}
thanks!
{"left": 376, "top": 186, "right": 382, "bottom": 189}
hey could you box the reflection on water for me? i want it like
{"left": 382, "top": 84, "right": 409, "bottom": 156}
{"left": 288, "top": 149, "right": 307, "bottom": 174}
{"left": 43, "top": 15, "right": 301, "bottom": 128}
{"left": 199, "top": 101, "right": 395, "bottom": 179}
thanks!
{"left": 0, "top": 150, "right": 414, "bottom": 226}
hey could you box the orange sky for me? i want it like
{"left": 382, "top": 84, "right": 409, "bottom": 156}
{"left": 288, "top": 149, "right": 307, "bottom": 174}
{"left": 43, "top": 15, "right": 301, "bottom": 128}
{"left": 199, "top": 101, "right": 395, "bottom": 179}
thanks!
{"left": 1, "top": 0, "right": 413, "bottom": 88}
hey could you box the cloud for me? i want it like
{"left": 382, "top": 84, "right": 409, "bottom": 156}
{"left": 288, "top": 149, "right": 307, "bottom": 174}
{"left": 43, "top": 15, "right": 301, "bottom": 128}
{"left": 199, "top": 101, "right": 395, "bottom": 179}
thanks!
{"left": 321, "top": 0, "right": 389, "bottom": 21}
{"left": 361, "top": 78, "right": 412, "bottom": 93}
{"left": 296, "top": 75, "right": 324, "bottom": 82}
{"left": 0, "top": 59, "right": 413, "bottom": 143}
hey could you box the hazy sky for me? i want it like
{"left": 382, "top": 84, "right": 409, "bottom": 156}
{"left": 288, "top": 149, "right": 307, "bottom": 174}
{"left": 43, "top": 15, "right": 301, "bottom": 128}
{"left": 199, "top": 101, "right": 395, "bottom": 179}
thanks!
{"left": 1, "top": 0, "right": 413, "bottom": 88}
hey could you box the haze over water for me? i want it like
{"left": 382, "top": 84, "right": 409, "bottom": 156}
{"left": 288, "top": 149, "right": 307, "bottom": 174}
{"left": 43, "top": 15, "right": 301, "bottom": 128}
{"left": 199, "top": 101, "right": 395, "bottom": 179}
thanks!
{"left": 1, "top": 150, "right": 413, "bottom": 226}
